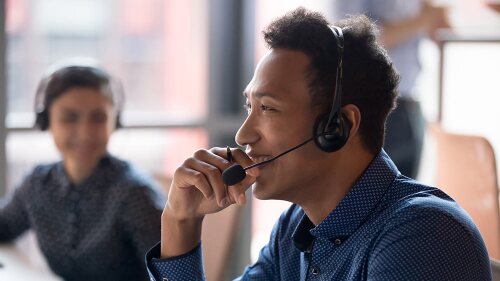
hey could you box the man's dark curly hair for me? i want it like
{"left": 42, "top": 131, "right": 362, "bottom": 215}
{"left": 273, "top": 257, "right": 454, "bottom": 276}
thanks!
{"left": 263, "top": 7, "right": 399, "bottom": 154}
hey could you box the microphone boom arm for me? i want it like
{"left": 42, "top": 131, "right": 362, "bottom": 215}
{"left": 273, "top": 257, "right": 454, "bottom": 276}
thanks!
{"left": 243, "top": 137, "right": 314, "bottom": 171}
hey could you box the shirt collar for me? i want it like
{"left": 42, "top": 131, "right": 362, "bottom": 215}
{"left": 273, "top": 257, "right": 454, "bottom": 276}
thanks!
{"left": 52, "top": 153, "right": 113, "bottom": 192}
{"left": 52, "top": 161, "right": 71, "bottom": 196}
{"left": 293, "top": 150, "right": 398, "bottom": 251}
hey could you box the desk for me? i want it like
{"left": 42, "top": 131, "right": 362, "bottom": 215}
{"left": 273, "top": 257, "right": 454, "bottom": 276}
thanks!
{"left": 0, "top": 244, "right": 61, "bottom": 281}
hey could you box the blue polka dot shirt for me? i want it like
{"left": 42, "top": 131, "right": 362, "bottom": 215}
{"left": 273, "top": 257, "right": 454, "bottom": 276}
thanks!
{"left": 146, "top": 150, "right": 492, "bottom": 280}
{"left": 0, "top": 154, "right": 164, "bottom": 281}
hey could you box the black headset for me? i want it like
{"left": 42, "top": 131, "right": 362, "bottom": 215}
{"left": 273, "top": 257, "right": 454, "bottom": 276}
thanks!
{"left": 34, "top": 65, "right": 124, "bottom": 131}
{"left": 313, "top": 25, "right": 351, "bottom": 153}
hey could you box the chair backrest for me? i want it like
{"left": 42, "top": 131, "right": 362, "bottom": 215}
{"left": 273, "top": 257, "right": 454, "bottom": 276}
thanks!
{"left": 431, "top": 124, "right": 500, "bottom": 259}
{"left": 202, "top": 205, "right": 243, "bottom": 281}
{"left": 492, "top": 258, "right": 500, "bottom": 281}
{"left": 153, "top": 173, "right": 243, "bottom": 281}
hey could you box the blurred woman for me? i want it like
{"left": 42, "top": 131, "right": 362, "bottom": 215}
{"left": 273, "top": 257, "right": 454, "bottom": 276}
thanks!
{"left": 0, "top": 63, "right": 163, "bottom": 281}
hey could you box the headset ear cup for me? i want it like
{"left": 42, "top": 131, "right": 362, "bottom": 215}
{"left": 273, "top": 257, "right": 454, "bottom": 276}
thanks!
{"left": 313, "top": 112, "right": 351, "bottom": 152}
{"left": 35, "top": 110, "right": 49, "bottom": 131}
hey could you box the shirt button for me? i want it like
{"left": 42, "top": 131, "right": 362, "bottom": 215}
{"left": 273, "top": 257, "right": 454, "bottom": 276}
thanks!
{"left": 334, "top": 238, "right": 342, "bottom": 245}
{"left": 310, "top": 266, "right": 320, "bottom": 275}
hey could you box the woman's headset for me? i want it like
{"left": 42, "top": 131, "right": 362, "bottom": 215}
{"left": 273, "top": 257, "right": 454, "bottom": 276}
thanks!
{"left": 34, "top": 63, "right": 124, "bottom": 131}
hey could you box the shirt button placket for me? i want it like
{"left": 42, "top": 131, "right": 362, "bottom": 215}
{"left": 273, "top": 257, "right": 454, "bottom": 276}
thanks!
{"left": 68, "top": 190, "right": 80, "bottom": 251}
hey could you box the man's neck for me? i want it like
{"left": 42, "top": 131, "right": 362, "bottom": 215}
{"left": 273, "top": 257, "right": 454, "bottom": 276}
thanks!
{"left": 299, "top": 148, "right": 375, "bottom": 226}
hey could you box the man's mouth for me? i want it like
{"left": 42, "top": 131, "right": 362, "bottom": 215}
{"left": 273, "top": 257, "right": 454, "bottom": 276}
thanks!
{"left": 250, "top": 156, "right": 273, "bottom": 164}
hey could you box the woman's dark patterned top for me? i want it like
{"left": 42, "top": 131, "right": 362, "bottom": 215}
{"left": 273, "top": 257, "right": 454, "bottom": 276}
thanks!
{"left": 0, "top": 154, "right": 164, "bottom": 281}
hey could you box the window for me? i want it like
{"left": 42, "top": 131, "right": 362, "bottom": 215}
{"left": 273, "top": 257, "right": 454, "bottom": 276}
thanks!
{"left": 4, "top": 0, "right": 209, "bottom": 193}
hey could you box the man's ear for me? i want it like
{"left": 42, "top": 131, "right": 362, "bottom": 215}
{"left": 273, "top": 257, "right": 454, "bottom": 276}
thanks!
{"left": 342, "top": 104, "right": 361, "bottom": 138}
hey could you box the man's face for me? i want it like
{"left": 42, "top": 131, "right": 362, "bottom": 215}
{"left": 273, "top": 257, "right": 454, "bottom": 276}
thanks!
{"left": 235, "top": 48, "right": 327, "bottom": 202}
{"left": 49, "top": 87, "right": 116, "bottom": 173}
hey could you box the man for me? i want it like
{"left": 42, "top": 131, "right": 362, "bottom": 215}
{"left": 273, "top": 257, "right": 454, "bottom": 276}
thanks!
{"left": 332, "top": 0, "right": 451, "bottom": 179}
{"left": 146, "top": 8, "right": 491, "bottom": 280}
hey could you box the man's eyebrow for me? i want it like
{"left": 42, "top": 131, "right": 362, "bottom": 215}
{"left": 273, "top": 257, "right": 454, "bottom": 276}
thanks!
{"left": 242, "top": 91, "right": 281, "bottom": 100}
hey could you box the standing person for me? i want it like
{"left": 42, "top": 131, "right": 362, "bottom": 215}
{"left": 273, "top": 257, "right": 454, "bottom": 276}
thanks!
{"left": 332, "top": 0, "right": 451, "bottom": 179}
{"left": 0, "top": 63, "right": 163, "bottom": 281}
{"left": 146, "top": 8, "right": 490, "bottom": 281}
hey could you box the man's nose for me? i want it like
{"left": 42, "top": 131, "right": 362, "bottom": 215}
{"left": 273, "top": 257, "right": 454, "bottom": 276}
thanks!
{"left": 235, "top": 113, "right": 260, "bottom": 147}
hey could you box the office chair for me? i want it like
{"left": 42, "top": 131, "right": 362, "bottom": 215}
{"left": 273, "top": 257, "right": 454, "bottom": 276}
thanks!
{"left": 430, "top": 124, "right": 500, "bottom": 260}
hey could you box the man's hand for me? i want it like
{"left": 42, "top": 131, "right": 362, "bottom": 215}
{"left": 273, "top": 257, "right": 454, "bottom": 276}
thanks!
{"left": 160, "top": 147, "right": 259, "bottom": 258}
{"left": 380, "top": 0, "right": 452, "bottom": 48}
{"left": 419, "top": 0, "right": 451, "bottom": 42}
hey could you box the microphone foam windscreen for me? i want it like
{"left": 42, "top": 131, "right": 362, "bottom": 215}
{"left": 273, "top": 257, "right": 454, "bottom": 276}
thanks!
{"left": 222, "top": 164, "right": 246, "bottom": 186}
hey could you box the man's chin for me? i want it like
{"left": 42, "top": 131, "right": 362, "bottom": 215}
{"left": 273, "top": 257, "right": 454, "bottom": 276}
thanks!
{"left": 252, "top": 183, "right": 273, "bottom": 200}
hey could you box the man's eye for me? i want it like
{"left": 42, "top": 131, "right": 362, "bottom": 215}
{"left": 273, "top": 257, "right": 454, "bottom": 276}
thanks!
{"left": 260, "top": 104, "right": 274, "bottom": 111}
{"left": 243, "top": 103, "right": 275, "bottom": 114}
